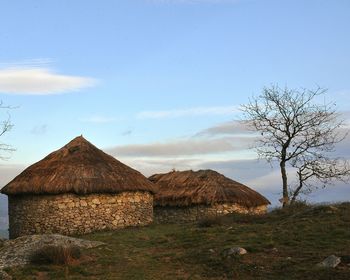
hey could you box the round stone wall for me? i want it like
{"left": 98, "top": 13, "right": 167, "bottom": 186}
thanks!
{"left": 8, "top": 191, "right": 153, "bottom": 239}
{"left": 154, "top": 203, "right": 267, "bottom": 224}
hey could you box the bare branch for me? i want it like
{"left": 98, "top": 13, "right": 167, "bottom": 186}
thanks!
{"left": 0, "top": 100, "right": 15, "bottom": 159}
{"left": 241, "top": 85, "right": 350, "bottom": 206}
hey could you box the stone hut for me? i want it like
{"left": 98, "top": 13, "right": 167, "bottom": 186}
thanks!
{"left": 149, "top": 169, "right": 270, "bottom": 223}
{"left": 1, "top": 136, "right": 157, "bottom": 239}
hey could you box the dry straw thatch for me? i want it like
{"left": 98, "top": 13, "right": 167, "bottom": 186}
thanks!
{"left": 1, "top": 136, "right": 157, "bottom": 195}
{"left": 150, "top": 169, "right": 270, "bottom": 208}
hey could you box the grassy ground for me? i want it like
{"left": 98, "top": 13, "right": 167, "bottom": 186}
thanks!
{"left": 5, "top": 202, "right": 350, "bottom": 279}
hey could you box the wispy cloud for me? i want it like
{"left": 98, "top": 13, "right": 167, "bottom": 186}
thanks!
{"left": 196, "top": 120, "right": 251, "bottom": 137}
{"left": 106, "top": 136, "right": 250, "bottom": 157}
{"left": 137, "top": 105, "right": 238, "bottom": 119}
{"left": 121, "top": 129, "right": 133, "bottom": 136}
{"left": 0, "top": 61, "right": 97, "bottom": 95}
{"left": 30, "top": 124, "right": 48, "bottom": 135}
{"left": 0, "top": 58, "right": 54, "bottom": 69}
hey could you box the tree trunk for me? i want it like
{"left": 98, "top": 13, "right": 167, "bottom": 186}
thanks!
{"left": 290, "top": 171, "right": 303, "bottom": 204}
{"left": 280, "top": 160, "right": 289, "bottom": 207}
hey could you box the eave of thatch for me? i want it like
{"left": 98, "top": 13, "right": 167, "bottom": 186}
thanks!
{"left": 150, "top": 169, "right": 270, "bottom": 208}
{"left": 1, "top": 136, "right": 157, "bottom": 195}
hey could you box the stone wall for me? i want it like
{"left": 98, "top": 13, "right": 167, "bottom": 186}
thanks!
{"left": 8, "top": 191, "right": 153, "bottom": 239}
{"left": 154, "top": 203, "right": 267, "bottom": 224}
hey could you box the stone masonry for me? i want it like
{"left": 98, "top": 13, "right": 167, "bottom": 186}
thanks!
{"left": 8, "top": 191, "right": 153, "bottom": 239}
{"left": 154, "top": 203, "right": 267, "bottom": 223}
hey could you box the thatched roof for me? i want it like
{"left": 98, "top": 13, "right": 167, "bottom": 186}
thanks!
{"left": 149, "top": 169, "right": 270, "bottom": 207}
{"left": 1, "top": 136, "right": 157, "bottom": 195}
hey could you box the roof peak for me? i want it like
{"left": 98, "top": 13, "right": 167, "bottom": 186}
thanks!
{"left": 1, "top": 136, "right": 157, "bottom": 195}
{"left": 67, "top": 135, "right": 88, "bottom": 144}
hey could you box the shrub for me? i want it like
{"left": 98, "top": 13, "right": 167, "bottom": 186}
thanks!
{"left": 197, "top": 216, "right": 223, "bottom": 228}
{"left": 29, "top": 245, "right": 82, "bottom": 265}
{"left": 270, "top": 200, "right": 310, "bottom": 216}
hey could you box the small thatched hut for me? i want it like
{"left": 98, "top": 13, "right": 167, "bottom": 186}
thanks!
{"left": 1, "top": 136, "right": 157, "bottom": 239}
{"left": 149, "top": 169, "right": 270, "bottom": 223}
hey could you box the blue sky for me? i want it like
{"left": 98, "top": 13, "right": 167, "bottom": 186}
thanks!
{"left": 0, "top": 0, "right": 350, "bottom": 211}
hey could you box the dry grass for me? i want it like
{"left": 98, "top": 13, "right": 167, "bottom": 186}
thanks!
{"left": 2, "top": 136, "right": 157, "bottom": 195}
{"left": 29, "top": 245, "right": 82, "bottom": 265}
{"left": 150, "top": 169, "right": 270, "bottom": 207}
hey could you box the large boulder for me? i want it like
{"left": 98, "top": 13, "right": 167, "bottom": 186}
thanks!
{"left": 0, "top": 234, "right": 105, "bottom": 269}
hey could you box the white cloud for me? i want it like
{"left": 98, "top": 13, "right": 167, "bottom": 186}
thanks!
{"left": 0, "top": 66, "right": 96, "bottom": 95}
{"left": 137, "top": 105, "right": 239, "bottom": 119}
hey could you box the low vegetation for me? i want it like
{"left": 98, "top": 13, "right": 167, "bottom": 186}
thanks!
{"left": 197, "top": 216, "right": 223, "bottom": 228}
{"left": 5, "top": 202, "right": 350, "bottom": 279}
{"left": 29, "top": 245, "right": 82, "bottom": 265}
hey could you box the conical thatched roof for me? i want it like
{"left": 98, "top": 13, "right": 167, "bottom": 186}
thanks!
{"left": 1, "top": 136, "right": 157, "bottom": 195}
{"left": 149, "top": 169, "right": 270, "bottom": 207}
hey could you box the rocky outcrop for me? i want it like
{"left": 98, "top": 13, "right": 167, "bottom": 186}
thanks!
{"left": 8, "top": 191, "right": 153, "bottom": 238}
{"left": 0, "top": 234, "right": 104, "bottom": 269}
{"left": 154, "top": 203, "right": 267, "bottom": 223}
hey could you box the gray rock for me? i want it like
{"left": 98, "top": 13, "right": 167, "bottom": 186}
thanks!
{"left": 223, "top": 247, "right": 247, "bottom": 257}
{"left": 317, "top": 255, "right": 341, "bottom": 268}
{"left": 0, "top": 234, "right": 105, "bottom": 269}
{"left": 0, "top": 270, "right": 12, "bottom": 280}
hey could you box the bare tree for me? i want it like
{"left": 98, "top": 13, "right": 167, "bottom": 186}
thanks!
{"left": 0, "top": 101, "right": 14, "bottom": 159}
{"left": 290, "top": 154, "right": 350, "bottom": 204}
{"left": 241, "top": 85, "right": 349, "bottom": 206}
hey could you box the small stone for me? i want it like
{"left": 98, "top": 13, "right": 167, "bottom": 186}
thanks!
{"left": 209, "top": 249, "right": 215, "bottom": 253}
{"left": 223, "top": 247, "right": 247, "bottom": 257}
{"left": 80, "top": 200, "right": 88, "bottom": 207}
{"left": 92, "top": 198, "right": 100, "bottom": 205}
{"left": 317, "top": 255, "right": 341, "bottom": 268}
